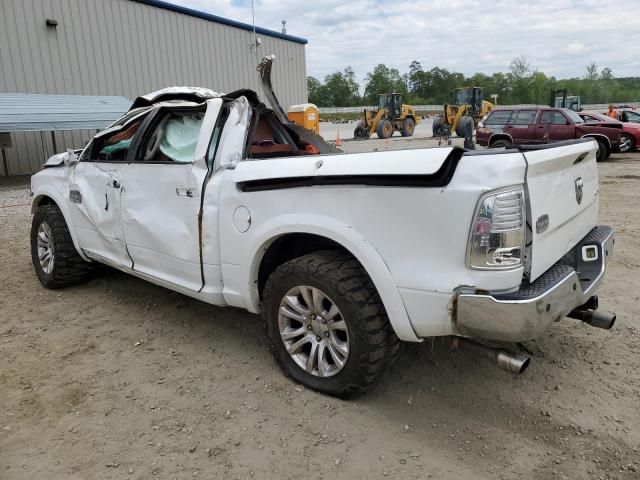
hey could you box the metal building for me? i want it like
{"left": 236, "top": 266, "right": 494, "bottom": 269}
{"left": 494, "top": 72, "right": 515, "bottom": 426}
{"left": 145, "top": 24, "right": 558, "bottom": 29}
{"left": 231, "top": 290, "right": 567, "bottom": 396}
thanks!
{"left": 0, "top": 0, "right": 308, "bottom": 175}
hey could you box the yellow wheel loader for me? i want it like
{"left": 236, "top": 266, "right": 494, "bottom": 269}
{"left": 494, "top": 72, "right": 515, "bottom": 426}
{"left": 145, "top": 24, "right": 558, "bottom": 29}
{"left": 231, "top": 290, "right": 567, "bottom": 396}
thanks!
{"left": 354, "top": 93, "right": 420, "bottom": 140}
{"left": 433, "top": 87, "right": 493, "bottom": 137}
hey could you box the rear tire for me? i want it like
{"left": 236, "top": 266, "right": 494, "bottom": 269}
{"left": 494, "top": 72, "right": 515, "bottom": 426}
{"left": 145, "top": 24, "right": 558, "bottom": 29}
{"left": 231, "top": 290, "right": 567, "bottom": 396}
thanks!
{"left": 353, "top": 123, "right": 369, "bottom": 140}
{"left": 595, "top": 139, "right": 609, "bottom": 162}
{"left": 31, "top": 204, "right": 90, "bottom": 289}
{"left": 432, "top": 115, "right": 445, "bottom": 137}
{"left": 401, "top": 117, "right": 415, "bottom": 137}
{"left": 262, "top": 250, "right": 399, "bottom": 398}
{"left": 376, "top": 119, "right": 393, "bottom": 139}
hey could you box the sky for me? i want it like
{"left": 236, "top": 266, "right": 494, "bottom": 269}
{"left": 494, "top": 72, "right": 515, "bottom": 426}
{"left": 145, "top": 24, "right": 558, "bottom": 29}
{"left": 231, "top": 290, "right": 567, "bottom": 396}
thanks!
{"left": 169, "top": 0, "right": 639, "bottom": 85}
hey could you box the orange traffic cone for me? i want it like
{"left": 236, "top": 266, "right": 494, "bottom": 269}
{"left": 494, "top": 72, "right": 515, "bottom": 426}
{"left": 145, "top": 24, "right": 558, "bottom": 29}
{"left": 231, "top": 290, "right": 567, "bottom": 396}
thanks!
{"left": 335, "top": 130, "right": 342, "bottom": 147}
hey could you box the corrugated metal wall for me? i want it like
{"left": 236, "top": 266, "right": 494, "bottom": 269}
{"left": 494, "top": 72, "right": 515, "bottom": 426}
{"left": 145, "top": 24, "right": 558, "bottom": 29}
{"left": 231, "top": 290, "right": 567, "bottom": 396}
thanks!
{"left": 0, "top": 0, "right": 308, "bottom": 175}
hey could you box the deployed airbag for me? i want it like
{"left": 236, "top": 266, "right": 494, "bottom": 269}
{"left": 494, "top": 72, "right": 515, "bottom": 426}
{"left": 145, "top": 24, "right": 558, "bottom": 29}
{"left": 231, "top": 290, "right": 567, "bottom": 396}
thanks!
{"left": 159, "top": 114, "right": 203, "bottom": 163}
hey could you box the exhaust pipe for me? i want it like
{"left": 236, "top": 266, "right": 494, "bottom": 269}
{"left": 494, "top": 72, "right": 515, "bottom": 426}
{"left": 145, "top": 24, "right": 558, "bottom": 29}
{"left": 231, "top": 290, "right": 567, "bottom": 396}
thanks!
{"left": 568, "top": 309, "right": 616, "bottom": 330}
{"left": 567, "top": 295, "right": 616, "bottom": 330}
{"left": 453, "top": 337, "right": 530, "bottom": 374}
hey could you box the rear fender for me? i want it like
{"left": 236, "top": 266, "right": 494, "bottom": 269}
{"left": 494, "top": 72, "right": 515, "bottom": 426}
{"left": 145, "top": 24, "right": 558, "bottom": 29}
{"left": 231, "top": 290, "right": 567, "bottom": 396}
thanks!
{"left": 244, "top": 216, "right": 421, "bottom": 342}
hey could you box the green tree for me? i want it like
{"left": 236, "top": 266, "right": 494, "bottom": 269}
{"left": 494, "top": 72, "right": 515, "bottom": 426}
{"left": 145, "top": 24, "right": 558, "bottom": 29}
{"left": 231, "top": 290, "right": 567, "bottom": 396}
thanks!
{"left": 585, "top": 62, "right": 599, "bottom": 80}
{"left": 363, "top": 64, "right": 407, "bottom": 104}
{"left": 323, "top": 67, "right": 360, "bottom": 107}
{"left": 307, "top": 68, "right": 360, "bottom": 107}
{"left": 310, "top": 61, "right": 639, "bottom": 107}
{"left": 307, "top": 76, "right": 322, "bottom": 104}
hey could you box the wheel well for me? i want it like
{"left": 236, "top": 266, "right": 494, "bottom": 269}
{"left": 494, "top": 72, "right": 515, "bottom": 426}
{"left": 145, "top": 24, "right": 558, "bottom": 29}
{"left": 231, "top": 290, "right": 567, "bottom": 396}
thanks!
{"left": 32, "top": 195, "right": 57, "bottom": 213}
{"left": 257, "top": 233, "right": 349, "bottom": 299}
{"left": 489, "top": 134, "right": 513, "bottom": 146}
{"left": 581, "top": 134, "right": 610, "bottom": 150}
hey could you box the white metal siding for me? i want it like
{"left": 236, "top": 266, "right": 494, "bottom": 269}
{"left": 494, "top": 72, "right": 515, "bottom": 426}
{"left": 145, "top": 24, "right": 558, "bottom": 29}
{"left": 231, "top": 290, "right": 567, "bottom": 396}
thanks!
{"left": 0, "top": 0, "right": 307, "bottom": 175}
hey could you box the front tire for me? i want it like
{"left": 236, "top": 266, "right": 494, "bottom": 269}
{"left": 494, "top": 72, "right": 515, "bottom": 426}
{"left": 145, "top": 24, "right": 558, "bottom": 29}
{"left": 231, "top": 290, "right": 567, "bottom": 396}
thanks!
{"left": 432, "top": 115, "right": 445, "bottom": 136}
{"left": 376, "top": 119, "right": 393, "bottom": 139}
{"left": 618, "top": 133, "right": 635, "bottom": 153}
{"left": 262, "top": 250, "right": 399, "bottom": 397}
{"left": 455, "top": 115, "right": 475, "bottom": 137}
{"left": 31, "top": 204, "right": 90, "bottom": 288}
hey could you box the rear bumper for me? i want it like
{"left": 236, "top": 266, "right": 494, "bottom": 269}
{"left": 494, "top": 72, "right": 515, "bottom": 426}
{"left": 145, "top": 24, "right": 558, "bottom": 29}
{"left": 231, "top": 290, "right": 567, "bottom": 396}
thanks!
{"left": 455, "top": 225, "right": 614, "bottom": 342}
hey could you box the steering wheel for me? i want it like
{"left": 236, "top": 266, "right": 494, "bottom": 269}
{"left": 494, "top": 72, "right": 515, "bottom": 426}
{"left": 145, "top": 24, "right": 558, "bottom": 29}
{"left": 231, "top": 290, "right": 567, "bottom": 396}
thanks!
{"left": 145, "top": 116, "right": 170, "bottom": 161}
{"left": 145, "top": 126, "right": 163, "bottom": 160}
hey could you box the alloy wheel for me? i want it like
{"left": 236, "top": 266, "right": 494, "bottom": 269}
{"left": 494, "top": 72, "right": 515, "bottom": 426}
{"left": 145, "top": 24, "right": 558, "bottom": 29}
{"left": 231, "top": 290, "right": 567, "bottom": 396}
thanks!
{"left": 619, "top": 134, "right": 632, "bottom": 153}
{"left": 278, "top": 285, "right": 349, "bottom": 377}
{"left": 37, "top": 221, "right": 54, "bottom": 274}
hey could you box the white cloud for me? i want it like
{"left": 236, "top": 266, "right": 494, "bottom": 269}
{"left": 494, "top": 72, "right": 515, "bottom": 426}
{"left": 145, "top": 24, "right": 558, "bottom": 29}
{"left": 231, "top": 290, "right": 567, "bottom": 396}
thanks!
{"left": 168, "top": 0, "right": 640, "bottom": 85}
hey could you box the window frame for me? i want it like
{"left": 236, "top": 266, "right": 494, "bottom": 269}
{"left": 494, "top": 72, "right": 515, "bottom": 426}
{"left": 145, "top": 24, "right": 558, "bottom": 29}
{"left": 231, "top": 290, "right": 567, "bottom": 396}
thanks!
{"left": 484, "top": 109, "right": 513, "bottom": 126}
{"left": 511, "top": 110, "right": 537, "bottom": 126}
{"left": 538, "top": 109, "right": 570, "bottom": 126}
{"left": 80, "top": 111, "right": 149, "bottom": 164}
{"left": 205, "top": 102, "right": 231, "bottom": 172}
{"left": 127, "top": 104, "right": 207, "bottom": 165}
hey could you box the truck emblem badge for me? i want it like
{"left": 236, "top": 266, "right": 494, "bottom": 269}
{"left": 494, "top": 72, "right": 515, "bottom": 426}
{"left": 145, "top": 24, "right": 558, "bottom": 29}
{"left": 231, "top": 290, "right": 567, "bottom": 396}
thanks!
{"left": 574, "top": 177, "right": 583, "bottom": 204}
{"left": 536, "top": 214, "right": 549, "bottom": 234}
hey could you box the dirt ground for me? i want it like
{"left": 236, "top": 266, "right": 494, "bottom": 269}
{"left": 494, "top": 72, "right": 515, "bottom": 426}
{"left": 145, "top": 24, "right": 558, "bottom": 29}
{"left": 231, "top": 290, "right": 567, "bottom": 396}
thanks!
{"left": 1, "top": 143, "right": 639, "bottom": 480}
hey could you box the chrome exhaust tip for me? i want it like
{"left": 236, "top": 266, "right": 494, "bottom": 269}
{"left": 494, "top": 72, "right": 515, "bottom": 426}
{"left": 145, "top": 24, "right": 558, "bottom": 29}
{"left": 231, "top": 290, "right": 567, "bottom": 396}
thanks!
{"left": 453, "top": 337, "right": 530, "bottom": 374}
{"left": 494, "top": 350, "right": 531, "bottom": 374}
{"left": 568, "top": 309, "right": 616, "bottom": 330}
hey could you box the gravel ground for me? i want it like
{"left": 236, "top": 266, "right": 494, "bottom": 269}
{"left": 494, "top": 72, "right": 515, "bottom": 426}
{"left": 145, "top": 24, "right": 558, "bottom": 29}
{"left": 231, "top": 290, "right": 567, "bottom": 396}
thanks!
{"left": 1, "top": 147, "right": 639, "bottom": 480}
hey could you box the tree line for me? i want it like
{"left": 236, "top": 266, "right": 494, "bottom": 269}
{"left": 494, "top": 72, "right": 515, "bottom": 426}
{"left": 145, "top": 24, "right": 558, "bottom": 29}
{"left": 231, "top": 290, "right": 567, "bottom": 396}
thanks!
{"left": 307, "top": 56, "right": 640, "bottom": 107}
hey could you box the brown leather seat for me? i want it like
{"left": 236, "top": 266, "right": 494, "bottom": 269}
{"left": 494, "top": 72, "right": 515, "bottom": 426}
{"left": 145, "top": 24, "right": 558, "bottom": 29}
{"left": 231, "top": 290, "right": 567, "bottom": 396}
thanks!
{"left": 248, "top": 116, "right": 294, "bottom": 156}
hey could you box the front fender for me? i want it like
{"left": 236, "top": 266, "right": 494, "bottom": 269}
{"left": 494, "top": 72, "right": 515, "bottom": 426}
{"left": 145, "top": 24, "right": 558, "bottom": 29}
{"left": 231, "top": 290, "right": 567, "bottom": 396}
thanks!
{"left": 237, "top": 213, "right": 421, "bottom": 342}
{"left": 31, "top": 184, "right": 90, "bottom": 262}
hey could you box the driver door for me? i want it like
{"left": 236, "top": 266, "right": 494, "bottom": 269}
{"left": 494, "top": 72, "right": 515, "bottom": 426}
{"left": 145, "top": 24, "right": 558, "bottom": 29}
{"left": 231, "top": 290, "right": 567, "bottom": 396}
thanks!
{"left": 120, "top": 100, "right": 222, "bottom": 292}
{"left": 535, "top": 109, "right": 575, "bottom": 142}
{"left": 69, "top": 118, "right": 147, "bottom": 267}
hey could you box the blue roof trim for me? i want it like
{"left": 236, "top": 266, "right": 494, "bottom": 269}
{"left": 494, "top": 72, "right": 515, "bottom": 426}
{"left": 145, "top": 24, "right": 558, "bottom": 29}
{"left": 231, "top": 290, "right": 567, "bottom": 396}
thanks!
{"left": 133, "top": 0, "right": 308, "bottom": 45}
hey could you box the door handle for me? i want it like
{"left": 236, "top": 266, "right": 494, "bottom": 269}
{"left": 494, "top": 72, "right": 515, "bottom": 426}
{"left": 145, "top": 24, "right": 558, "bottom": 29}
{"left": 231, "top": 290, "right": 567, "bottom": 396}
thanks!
{"left": 176, "top": 187, "right": 197, "bottom": 198}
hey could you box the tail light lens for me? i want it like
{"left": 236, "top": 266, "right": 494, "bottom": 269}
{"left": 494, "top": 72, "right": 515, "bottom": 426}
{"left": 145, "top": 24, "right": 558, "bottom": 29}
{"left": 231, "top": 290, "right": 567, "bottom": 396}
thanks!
{"left": 467, "top": 187, "right": 525, "bottom": 270}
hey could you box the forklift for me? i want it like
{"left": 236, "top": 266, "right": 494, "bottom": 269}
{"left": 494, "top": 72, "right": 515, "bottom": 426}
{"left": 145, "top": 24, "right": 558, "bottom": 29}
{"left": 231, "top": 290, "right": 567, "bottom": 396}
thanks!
{"left": 354, "top": 93, "right": 420, "bottom": 139}
{"left": 550, "top": 89, "right": 582, "bottom": 111}
{"left": 433, "top": 87, "right": 493, "bottom": 138}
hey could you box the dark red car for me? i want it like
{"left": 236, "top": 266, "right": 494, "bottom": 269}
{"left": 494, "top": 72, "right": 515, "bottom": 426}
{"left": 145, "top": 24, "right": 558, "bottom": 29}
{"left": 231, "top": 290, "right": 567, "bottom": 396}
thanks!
{"left": 578, "top": 111, "right": 640, "bottom": 153}
{"left": 476, "top": 107, "right": 621, "bottom": 161}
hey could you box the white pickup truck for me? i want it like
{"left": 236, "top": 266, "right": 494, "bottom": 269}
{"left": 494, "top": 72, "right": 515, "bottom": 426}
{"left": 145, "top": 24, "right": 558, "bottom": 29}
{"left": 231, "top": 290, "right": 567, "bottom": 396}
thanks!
{"left": 30, "top": 57, "right": 615, "bottom": 396}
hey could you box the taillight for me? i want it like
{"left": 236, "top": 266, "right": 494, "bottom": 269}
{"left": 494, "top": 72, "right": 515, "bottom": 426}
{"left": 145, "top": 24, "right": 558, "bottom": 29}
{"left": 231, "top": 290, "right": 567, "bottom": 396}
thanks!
{"left": 466, "top": 187, "right": 525, "bottom": 270}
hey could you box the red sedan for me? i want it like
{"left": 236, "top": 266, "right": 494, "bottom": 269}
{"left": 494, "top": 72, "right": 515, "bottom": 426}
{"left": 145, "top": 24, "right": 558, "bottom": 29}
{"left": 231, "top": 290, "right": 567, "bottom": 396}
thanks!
{"left": 579, "top": 111, "right": 640, "bottom": 153}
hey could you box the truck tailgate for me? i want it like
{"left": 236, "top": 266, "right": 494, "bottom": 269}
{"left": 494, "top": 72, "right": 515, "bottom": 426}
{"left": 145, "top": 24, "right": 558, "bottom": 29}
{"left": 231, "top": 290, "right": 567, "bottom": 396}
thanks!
{"left": 524, "top": 140, "right": 599, "bottom": 281}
